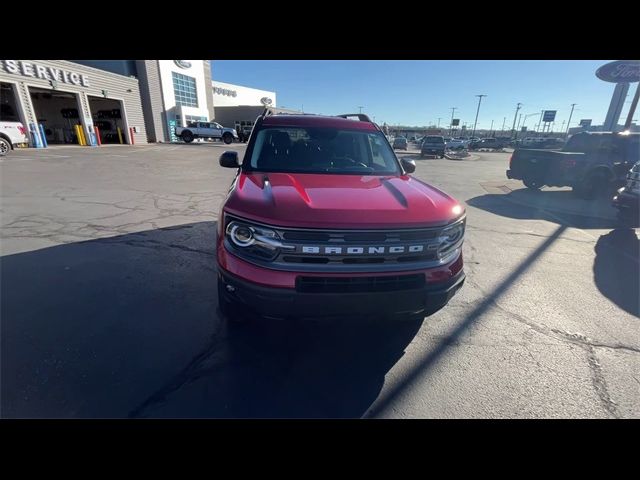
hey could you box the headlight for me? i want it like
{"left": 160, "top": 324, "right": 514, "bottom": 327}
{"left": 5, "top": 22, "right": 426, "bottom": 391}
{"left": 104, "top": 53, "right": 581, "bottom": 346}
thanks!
{"left": 224, "top": 219, "right": 283, "bottom": 261}
{"left": 438, "top": 219, "right": 465, "bottom": 260}
{"left": 227, "top": 223, "right": 255, "bottom": 247}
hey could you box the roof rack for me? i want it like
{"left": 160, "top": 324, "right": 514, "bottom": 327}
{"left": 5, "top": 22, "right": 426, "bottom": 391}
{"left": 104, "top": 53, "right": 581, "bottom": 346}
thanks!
{"left": 336, "top": 113, "right": 372, "bottom": 122}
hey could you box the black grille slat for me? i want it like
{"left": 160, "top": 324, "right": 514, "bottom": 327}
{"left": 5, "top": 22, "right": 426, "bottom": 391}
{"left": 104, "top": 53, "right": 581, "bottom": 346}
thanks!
{"left": 296, "top": 274, "right": 425, "bottom": 293}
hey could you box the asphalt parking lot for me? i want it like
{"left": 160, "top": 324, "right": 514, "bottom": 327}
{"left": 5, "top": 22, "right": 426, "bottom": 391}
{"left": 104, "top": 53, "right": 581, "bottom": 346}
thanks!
{"left": 1, "top": 142, "right": 638, "bottom": 418}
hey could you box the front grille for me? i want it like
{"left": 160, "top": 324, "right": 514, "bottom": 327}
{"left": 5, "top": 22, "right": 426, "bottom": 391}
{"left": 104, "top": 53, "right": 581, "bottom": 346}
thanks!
{"left": 296, "top": 274, "right": 425, "bottom": 293}
{"left": 281, "top": 229, "right": 438, "bottom": 243}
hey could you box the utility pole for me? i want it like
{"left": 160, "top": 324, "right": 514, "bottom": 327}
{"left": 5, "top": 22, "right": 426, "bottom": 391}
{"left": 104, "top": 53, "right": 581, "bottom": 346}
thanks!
{"left": 437, "top": 117, "right": 441, "bottom": 128}
{"left": 566, "top": 103, "right": 577, "bottom": 138}
{"left": 560, "top": 120, "right": 566, "bottom": 133}
{"left": 471, "top": 94, "right": 487, "bottom": 140}
{"left": 517, "top": 113, "right": 523, "bottom": 130}
{"left": 489, "top": 119, "right": 494, "bottom": 137}
{"left": 450, "top": 107, "right": 457, "bottom": 135}
{"left": 501, "top": 116, "right": 506, "bottom": 133}
{"left": 358, "top": 106, "right": 364, "bottom": 114}
{"left": 511, "top": 102, "right": 522, "bottom": 139}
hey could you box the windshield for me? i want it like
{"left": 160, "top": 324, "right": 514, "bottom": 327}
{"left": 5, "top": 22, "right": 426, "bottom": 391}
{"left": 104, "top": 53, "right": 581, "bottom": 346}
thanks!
{"left": 246, "top": 127, "right": 401, "bottom": 175}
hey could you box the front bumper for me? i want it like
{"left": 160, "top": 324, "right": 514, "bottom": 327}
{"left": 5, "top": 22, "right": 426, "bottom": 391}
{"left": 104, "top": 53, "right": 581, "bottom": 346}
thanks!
{"left": 218, "top": 263, "right": 465, "bottom": 319}
{"left": 612, "top": 187, "right": 640, "bottom": 211}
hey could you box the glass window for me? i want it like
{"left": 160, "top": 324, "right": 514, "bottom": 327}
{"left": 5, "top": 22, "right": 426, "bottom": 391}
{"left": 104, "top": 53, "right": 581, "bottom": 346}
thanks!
{"left": 246, "top": 127, "right": 400, "bottom": 175}
{"left": 172, "top": 72, "right": 198, "bottom": 107}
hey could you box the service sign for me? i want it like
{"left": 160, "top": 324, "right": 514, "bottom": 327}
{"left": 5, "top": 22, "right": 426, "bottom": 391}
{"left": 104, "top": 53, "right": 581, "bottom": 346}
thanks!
{"left": 3, "top": 60, "right": 90, "bottom": 87}
{"left": 595, "top": 60, "right": 640, "bottom": 83}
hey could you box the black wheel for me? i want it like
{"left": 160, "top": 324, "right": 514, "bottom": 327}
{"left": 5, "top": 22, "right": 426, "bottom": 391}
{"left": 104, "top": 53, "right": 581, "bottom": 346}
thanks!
{"left": 182, "top": 131, "right": 194, "bottom": 143}
{"left": 576, "top": 171, "right": 610, "bottom": 200}
{"left": 223, "top": 133, "right": 233, "bottom": 145}
{"left": 523, "top": 177, "right": 543, "bottom": 190}
{"left": 0, "top": 137, "right": 11, "bottom": 156}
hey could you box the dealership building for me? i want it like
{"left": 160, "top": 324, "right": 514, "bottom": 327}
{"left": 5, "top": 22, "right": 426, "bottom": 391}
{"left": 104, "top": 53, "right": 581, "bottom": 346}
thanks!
{"left": 1, "top": 60, "right": 286, "bottom": 147}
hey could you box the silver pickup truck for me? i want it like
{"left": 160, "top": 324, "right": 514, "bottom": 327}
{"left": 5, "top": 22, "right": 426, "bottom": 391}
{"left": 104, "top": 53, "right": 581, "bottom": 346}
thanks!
{"left": 174, "top": 121, "right": 238, "bottom": 144}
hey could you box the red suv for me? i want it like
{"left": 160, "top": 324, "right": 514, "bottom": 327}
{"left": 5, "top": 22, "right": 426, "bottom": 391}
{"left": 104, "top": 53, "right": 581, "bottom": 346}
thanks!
{"left": 217, "top": 111, "right": 465, "bottom": 320}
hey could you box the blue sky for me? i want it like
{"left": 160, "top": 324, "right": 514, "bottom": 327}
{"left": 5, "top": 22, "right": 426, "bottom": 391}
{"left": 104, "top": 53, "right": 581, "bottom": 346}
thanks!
{"left": 212, "top": 60, "right": 637, "bottom": 131}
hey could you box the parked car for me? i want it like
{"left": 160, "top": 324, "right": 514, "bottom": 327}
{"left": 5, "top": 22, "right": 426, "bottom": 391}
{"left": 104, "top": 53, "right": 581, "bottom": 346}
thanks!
{"left": 175, "top": 121, "right": 238, "bottom": 144}
{"left": 612, "top": 161, "right": 640, "bottom": 223}
{"left": 421, "top": 136, "right": 446, "bottom": 158}
{"left": 216, "top": 111, "right": 466, "bottom": 321}
{"left": 393, "top": 136, "right": 408, "bottom": 150}
{"left": 506, "top": 131, "right": 640, "bottom": 198}
{"left": 0, "top": 120, "right": 29, "bottom": 156}
{"left": 446, "top": 139, "right": 467, "bottom": 150}
{"left": 470, "top": 138, "right": 507, "bottom": 150}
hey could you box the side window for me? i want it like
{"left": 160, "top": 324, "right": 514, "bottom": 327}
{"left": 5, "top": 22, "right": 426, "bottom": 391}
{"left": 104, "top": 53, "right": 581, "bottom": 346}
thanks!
{"left": 369, "top": 134, "right": 387, "bottom": 169}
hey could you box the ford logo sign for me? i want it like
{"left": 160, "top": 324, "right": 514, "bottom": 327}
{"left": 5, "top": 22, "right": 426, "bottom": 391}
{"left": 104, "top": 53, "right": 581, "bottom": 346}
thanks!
{"left": 596, "top": 60, "right": 640, "bottom": 83}
{"left": 174, "top": 60, "right": 192, "bottom": 69}
{"left": 260, "top": 97, "right": 273, "bottom": 106}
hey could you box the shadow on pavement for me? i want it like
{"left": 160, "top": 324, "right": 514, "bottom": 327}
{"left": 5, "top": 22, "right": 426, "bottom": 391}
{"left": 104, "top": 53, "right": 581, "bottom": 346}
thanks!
{"left": 467, "top": 191, "right": 621, "bottom": 229}
{"left": 1, "top": 222, "right": 421, "bottom": 418}
{"left": 593, "top": 229, "right": 640, "bottom": 318}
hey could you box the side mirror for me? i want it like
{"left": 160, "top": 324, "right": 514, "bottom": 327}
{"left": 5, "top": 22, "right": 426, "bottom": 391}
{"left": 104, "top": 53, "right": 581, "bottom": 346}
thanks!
{"left": 219, "top": 151, "right": 240, "bottom": 168}
{"left": 401, "top": 158, "right": 416, "bottom": 173}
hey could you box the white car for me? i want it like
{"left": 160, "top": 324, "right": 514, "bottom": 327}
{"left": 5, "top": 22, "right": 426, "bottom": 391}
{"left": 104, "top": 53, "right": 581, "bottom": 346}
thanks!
{"left": 445, "top": 138, "right": 468, "bottom": 150}
{"left": 0, "top": 120, "right": 29, "bottom": 156}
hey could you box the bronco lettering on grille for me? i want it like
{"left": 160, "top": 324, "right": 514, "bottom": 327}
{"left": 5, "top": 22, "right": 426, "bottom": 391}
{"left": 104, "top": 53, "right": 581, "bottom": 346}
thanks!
{"left": 299, "top": 245, "right": 425, "bottom": 255}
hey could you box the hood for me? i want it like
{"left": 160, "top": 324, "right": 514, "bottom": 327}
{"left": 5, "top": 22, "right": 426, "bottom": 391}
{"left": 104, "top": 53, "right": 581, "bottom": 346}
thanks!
{"left": 223, "top": 172, "right": 463, "bottom": 229}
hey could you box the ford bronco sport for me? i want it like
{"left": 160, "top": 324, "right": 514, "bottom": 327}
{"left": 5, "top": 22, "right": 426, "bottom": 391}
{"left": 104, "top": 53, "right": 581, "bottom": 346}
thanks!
{"left": 217, "top": 110, "right": 466, "bottom": 321}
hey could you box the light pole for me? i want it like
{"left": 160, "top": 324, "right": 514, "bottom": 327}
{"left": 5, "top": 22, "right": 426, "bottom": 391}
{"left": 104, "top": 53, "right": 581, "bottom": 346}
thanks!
{"left": 450, "top": 107, "right": 457, "bottom": 135}
{"left": 511, "top": 102, "right": 522, "bottom": 139}
{"left": 437, "top": 117, "right": 441, "bottom": 128}
{"left": 471, "top": 94, "right": 486, "bottom": 140}
{"left": 565, "top": 103, "right": 577, "bottom": 138}
{"left": 536, "top": 109, "right": 544, "bottom": 133}
{"left": 489, "top": 119, "right": 494, "bottom": 137}
{"left": 501, "top": 116, "right": 506, "bottom": 133}
{"left": 358, "top": 106, "right": 364, "bottom": 114}
{"left": 521, "top": 113, "right": 539, "bottom": 132}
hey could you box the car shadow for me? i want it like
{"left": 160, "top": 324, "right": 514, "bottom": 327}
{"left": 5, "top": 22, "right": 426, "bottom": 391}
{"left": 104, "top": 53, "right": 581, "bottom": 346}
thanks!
{"left": 593, "top": 229, "right": 640, "bottom": 318}
{"left": 467, "top": 191, "right": 622, "bottom": 229}
{"left": 1, "top": 221, "right": 422, "bottom": 418}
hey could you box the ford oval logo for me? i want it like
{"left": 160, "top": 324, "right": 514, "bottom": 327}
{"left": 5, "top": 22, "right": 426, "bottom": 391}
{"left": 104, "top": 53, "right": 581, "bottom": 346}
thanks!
{"left": 260, "top": 97, "right": 273, "bottom": 106}
{"left": 174, "top": 60, "right": 192, "bottom": 69}
{"left": 596, "top": 60, "right": 640, "bottom": 83}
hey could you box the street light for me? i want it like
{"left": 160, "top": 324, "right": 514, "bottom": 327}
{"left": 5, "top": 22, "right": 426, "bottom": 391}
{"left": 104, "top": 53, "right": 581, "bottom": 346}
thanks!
{"left": 358, "top": 106, "right": 364, "bottom": 114}
{"left": 450, "top": 107, "right": 457, "bottom": 135}
{"left": 511, "top": 102, "right": 522, "bottom": 139}
{"left": 565, "top": 103, "right": 577, "bottom": 138}
{"left": 471, "top": 94, "right": 487, "bottom": 140}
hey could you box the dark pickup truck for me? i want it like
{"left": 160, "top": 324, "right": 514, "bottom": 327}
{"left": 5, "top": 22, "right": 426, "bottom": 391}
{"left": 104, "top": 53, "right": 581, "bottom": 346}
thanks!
{"left": 506, "top": 131, "right": 640, "bottom": 198}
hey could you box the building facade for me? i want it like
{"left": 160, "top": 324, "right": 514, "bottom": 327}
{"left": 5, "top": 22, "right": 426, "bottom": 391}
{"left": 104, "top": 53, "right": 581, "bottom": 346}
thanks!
{"left": 1, "top": 60, "right": 281, "bottom": 147}
{"left": 1, "top": 60, "right": 148, "bottom": 145}
{"left": 211, "top": 80, "right": 293, "bottom": 134}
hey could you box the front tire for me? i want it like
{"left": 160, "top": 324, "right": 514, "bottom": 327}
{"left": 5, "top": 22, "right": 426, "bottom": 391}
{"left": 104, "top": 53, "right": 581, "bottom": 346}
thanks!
{"left": 223, "top": 133, "right": 233, "bottom": 145}
{"left": 181, "top": 131, "right": 194, "bottom": 143}
{"left": 0, "top": 137, "right": 11, "bottom": 156}
{"left": 575, "top": 171, "right": 609, "bottom": 200}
